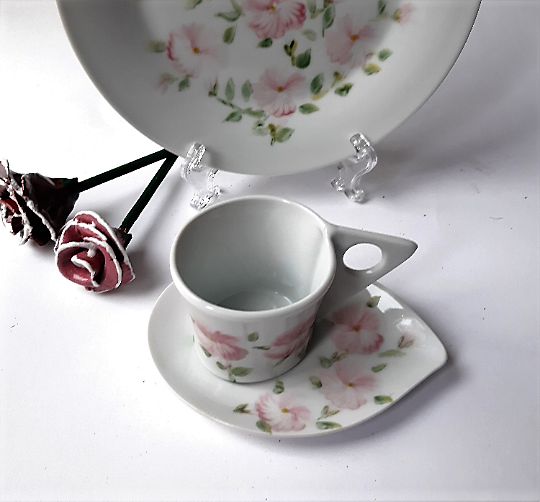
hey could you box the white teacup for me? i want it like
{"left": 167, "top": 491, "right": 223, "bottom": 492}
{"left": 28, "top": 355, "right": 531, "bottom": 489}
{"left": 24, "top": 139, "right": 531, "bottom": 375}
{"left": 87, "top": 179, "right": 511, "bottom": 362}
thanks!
{"left": 170, "top": 196, "right": 417, "bottom": 383}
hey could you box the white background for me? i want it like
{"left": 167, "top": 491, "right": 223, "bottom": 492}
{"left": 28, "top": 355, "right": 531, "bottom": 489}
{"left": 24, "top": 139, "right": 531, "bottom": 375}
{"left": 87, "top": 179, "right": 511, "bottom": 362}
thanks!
{"left": 1, "top": 1, "right": 539, "bottom": 501}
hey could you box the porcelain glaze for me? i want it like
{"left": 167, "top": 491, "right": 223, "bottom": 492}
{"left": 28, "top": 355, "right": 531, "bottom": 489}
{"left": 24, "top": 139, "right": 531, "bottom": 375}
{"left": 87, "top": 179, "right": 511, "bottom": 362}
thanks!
{"left": 58, "top": 0, "right": 480, "bottom": 174}
{"left": 148, "top": 282, "right": 447, "bottom": 437}
{"left": 169, "top": 196, "right": 417, "bottom": 382}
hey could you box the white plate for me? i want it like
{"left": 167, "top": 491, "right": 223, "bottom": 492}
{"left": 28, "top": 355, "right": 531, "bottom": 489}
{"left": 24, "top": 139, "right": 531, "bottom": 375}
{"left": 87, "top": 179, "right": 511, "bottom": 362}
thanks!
{"left": 58, "top": 0, "right": 480, "bottom": 175}
{"left": 148, "top": 282, "right": 447, "bottom": 437}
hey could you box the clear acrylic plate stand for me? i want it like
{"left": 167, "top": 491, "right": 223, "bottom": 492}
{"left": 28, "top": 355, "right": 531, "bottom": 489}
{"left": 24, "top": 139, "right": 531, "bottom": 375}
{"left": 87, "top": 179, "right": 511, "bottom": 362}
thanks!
{"left": 180, "top": 133, "right": 378, "bottom": 209}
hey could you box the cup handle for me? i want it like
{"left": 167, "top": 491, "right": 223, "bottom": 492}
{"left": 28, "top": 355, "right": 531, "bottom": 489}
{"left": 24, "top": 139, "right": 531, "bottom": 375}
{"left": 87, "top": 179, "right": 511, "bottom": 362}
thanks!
{"left": 318, "top": 224, "right": 418, "bottom": 317}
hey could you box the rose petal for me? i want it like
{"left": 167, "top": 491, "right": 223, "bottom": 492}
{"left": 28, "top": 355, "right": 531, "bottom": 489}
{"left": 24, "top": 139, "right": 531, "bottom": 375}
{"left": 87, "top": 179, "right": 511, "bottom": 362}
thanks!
{"left": 55, "top": 211, "right": 134, "bottom": 292}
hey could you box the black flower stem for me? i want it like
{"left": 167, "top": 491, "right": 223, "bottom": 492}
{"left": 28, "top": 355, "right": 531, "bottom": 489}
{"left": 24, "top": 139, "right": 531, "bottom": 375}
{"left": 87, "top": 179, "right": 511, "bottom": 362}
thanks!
{"left": 72, "top": 149, "right": 170, "bottom": 194}
{"left": 117, "top": 152, "right": 178, "bottom": 246}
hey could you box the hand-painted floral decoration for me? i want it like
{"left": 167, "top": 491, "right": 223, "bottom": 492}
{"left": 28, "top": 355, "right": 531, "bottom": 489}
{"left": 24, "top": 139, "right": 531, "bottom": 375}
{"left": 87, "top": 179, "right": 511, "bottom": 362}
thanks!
{"left": 330, "top": 301, "right": 384, "bottom": 355}
{"left": 0, "top": 161, "right": 78, "bottom": 246}
{"left": 152, "top": 0, "right": 414, "bottom": 145}
{"left": 55, "top": 211, "right": 135, "bottom": 293}
{"left": 232, "top": 294, "right": 426, "bottom": 434}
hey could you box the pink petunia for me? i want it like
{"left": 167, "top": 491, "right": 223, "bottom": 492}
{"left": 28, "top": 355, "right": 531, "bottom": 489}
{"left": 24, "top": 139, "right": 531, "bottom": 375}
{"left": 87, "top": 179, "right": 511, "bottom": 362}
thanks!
{"left": 330, "top": 302, "right": 384, "bottom": 355}
{"left": 243, "top": 0, "right": 306, "bottom": 40}
{"left": 254, "top": 391, "right": 310, "bottom": 432}
{"left": 265, "top": 314, "right": 316, "bottom": 361}
{"left": 251, "top": 67, "right": 306, "bottom": 117}
{"left": 325, "top": 16, "right": 374, "bottom": 68}
{"left": 166, "top": 23, "right": 222, "bottom": 79}
{"left": 318, "top": 359, "right": 376, "bottom": 410}
{"left": 192, "top": 319, "right": 248, "bottom": 361}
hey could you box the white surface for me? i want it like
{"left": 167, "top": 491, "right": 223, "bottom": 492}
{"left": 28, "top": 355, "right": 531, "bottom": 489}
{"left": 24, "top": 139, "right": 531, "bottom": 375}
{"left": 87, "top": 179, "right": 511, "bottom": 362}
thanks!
{"left": 0, "top": 0, "right": 538, "bottom": 501}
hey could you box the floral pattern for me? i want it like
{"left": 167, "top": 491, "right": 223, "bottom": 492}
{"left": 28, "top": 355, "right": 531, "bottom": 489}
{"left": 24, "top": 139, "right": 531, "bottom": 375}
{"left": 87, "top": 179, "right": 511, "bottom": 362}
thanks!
{"left": 243, "top": 0, "right": 307, "bottom": 40}
{"left": 151, "top": 0, "right": 414, "bottom": 145}
{"left": 317, "top": 358, "right": 376, "bottom": 410}
{"left": 193, "top": 318, "right": 249, "bottom": 361}
{"left": 231, "top": 291, "right": 431, "bottom": 434}
{"left": 330, "top": 300, "right": 384, "bottom": 355}
{"left": 254, "top": 391, "right": 310, "bottom": 432}
{"left": 256, "top": 313, "right": 316, "bottom": 363}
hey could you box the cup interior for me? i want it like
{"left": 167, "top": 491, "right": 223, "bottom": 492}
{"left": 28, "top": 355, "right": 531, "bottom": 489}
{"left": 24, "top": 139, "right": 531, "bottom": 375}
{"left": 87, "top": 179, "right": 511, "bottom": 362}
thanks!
{"left": 172, "top": 198, "right": 335, "bottom": 312}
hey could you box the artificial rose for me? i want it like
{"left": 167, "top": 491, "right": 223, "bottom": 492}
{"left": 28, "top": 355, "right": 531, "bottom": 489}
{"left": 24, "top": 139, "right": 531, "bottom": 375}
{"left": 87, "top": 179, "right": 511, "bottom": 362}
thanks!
{"left": 55, "top": 211, "right": 135, "bottom": 293}
{"left": 0, "top": 161, "right": 78, "bottom": 245}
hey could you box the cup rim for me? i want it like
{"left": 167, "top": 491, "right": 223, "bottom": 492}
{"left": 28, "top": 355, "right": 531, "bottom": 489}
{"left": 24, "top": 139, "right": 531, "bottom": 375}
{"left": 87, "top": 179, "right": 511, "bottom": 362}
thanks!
{"left": 170, "top": 195, "right": 336, "bottom": 320}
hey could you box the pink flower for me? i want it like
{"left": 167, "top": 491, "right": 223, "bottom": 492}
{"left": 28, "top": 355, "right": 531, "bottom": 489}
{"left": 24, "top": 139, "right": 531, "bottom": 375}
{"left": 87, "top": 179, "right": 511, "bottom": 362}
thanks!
{"left": 193, "top": 319, "right": 248, "bottom": 361}
{"left": 318, "top": 359, "right": 376, "bottom": 410}
{"left": 251, "top": 67, "right": 306, "bottom": 117}
{"left": 330, "top": 302, "right": 384, "bottom": 355}
{"left": 243, "top": 0, "right": 306, "bottom": 40}
{"left": 55, "top": 211, "right": 134, "bottom": 293}
{"left": 325, "top": 16, "right": 374, "bottom": 68}
{"left": 254, "top": 392, "right": 310, "bottom": 432}
{"left": 265, "top": 314, "right": 316, "bottom": 361}
{"left": 166, "top": 23, "right": 222, "bottom": 79}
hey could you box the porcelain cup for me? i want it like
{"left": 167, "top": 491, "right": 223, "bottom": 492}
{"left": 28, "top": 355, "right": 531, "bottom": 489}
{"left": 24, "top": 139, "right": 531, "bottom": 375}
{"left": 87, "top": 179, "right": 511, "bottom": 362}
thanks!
{"left": 170, "top": 195, "right": 417, "bottom": 383}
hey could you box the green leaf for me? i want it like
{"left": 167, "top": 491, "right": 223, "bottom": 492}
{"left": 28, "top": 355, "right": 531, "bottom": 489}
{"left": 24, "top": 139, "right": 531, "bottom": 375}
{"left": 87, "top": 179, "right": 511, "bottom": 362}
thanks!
{"left": 372, "top": 363, "right": 387, "bottom": 373}
{"left": 367, "top": 295, "right": 381, "bottom": 308}
{"left": 247, "top": 332, "right": 259, "bottom": 342}
{"left": 307, "top": 0, "right": 317, "bottom": 16}
{"left": 316, "top": 421, "right": 342, "bottom": 430}
{"left": 332, "top": 71, "right": 343, "bottom": 87}
{"left": 225, "top": 78, "right": 235, "bottom": 101}
{"left": 208, "top": 81, "right": 218, "bottom": 97}
{"left": 231, "top": 0, "right": 243, "bottom": 14}
{"left": 223, "top": 25, "right": 236, "bottom": 44}
{"left": 200, "top": 345, "right": 211, "bottom": 358}
{"left": 319, "top": 406, "right": 340, "bottom": 419}
{"left": 363, "top": 63, "right": 382, "bottom": 75}
{"left": 231, "top": 367, "right": 253, "bottom": 377}
{"left": 233, "top": 403, "right": 250, "bottom": 413}
{"left": 186, "top": 0, "right": 203, "bottom": 9}
{"left": 322, "top": 4, "right": 335, "bottom": 35}
{"left": 215, "top": 9, "right": 242, "bottom": 22}
{"left": 244, "top": 108, "right": 265, "bottom": 118}
{"left": 374, "top": 395, "right": 393, "bottom": 404}
{"left": 378, "top": 48, "right": 393, "bottom": 61}
{"left": 258, "top": 37, "right": 273, "bottom": 48}
{"left": 309, "top": 376, "right": 322, "bottom": 389}
{"left": 302, "top": 29, "right": 317, "bottom": 41}
{"left": 377, "top": 0, "right": 386, "bottom": 15}
{"left": 253, "top": 125, "right": 270, "bottom": 137}
{"left": 216, "top": 361, "right": 228, "bottom": 370}
{"left": 319, "top": 356, "right": 333, "bottom": 368}
{"left": 379, "top": 349, "right": 406, "bottom": 357}
{"left": 334, "top": 83, "right": 353, "bottom": 96}
{"left": 253, "top": 345, "right": 271, "bottom": 350}
{"left": 310, "top": 73, "right": 324, "bottom": 95}
{"left": 274, "top": 127, "right": 294, "bottom": 143}
{"left": 241, "top": 80, "right": 252, "bottom": 101}
{"left": 299, "top": 103, "right": 319, "bottom": 114}
{"left": 148, "top": 40, "right": 166, "bottom": 53}
{"left": 256, "top": 420, "right": 272, "bottom": 434}
{"left": 178, "top": 76, "right": 190, "bottom": 92}
{"left": 295, "top": 48, "right": 311, "bottom": 69}
{"left": 273, "top": 380, "right": 285, "bottom": 394}
{"left": 224, "top": 110, "right": 243, "bottom": 122}
{"left": 401, "top": 339, "right": 414, "bottom": 348}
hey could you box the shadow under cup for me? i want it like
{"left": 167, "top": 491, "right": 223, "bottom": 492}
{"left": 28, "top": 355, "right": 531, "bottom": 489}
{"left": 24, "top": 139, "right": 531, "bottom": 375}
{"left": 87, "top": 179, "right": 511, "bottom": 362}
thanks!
{"left": 172, "top": 198, "right": 335, "bottom": 313}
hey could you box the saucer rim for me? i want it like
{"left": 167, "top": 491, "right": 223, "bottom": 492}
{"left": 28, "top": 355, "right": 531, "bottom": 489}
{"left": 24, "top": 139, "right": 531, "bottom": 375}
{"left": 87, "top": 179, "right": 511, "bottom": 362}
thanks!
{"left": 148, "top": 282, "right": 448, "bottom": 438}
